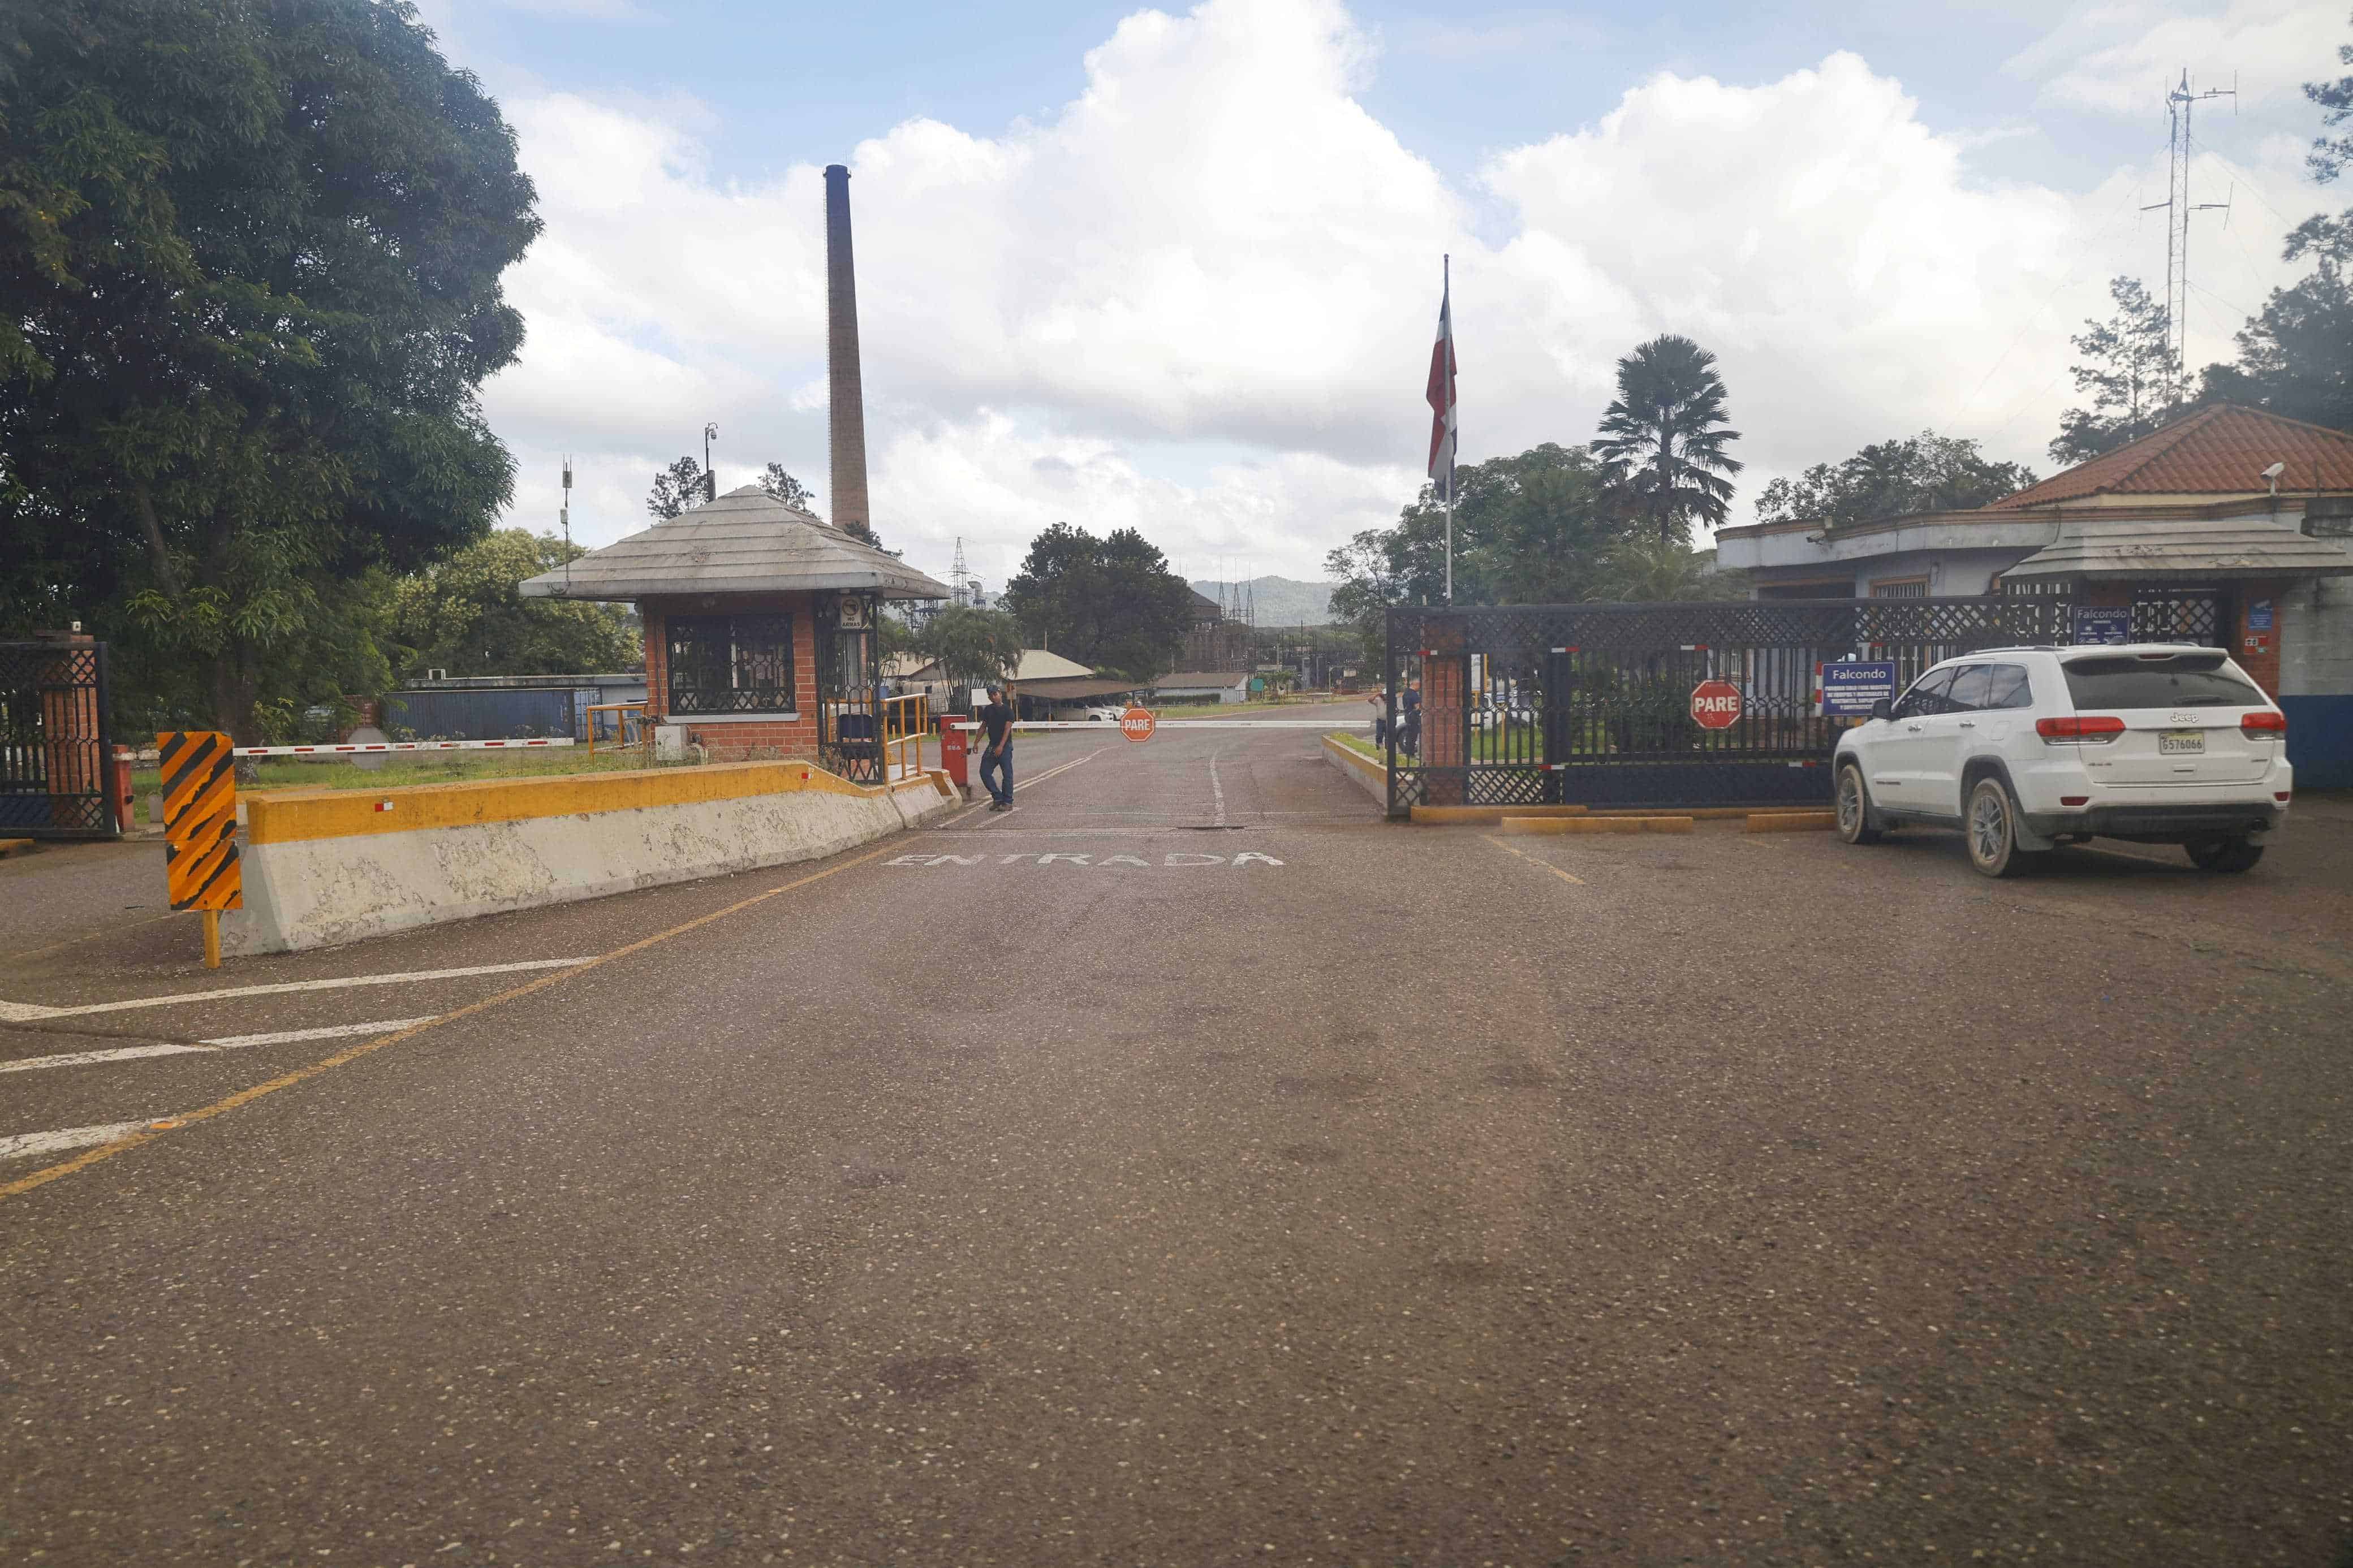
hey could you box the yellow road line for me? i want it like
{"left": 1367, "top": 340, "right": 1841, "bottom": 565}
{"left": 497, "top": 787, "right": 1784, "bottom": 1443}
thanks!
{"left": 1481, "top": 833, "right": 1586, "bottom": 885}
{"left": 0, "top": 839, "right": 910, "bottom": 1206}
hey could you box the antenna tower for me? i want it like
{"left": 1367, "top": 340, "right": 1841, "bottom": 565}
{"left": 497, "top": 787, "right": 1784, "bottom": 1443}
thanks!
{"left": 949, "top": 536, "right": 979, "bottom": 608}
{"left": 2140, "top": 68, "right": 2235, "bottom": 399}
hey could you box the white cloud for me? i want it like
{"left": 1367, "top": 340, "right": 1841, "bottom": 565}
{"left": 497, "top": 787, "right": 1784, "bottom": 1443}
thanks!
{"left": 480, "top": 0, "right": 2324, "bottom": 585}
{"left": 2006, "top": 0, "right": 2340, "bottom": 116}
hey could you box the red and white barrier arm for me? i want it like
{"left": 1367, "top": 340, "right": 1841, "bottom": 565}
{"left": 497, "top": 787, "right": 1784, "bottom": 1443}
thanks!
{"left": 229, "top": 738, "right": 576, "bottom": 756}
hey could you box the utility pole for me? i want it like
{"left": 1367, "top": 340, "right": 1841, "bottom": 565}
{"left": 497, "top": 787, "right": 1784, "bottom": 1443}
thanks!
{"left": 2140, "top": 68, "right": 2234, "bottom": 401}
{"left": 703, "top": 422, "right": 718, "bottom": 503}
{"left": 559, "top": 456, "right": 573, "bottom": 595}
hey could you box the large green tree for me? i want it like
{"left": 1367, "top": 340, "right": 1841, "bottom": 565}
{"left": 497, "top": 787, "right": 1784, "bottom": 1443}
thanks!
{"left": 2307, "top": 9, "right": 2352, "bottom": 183}
{"left": 911, "top": 605, "right": 1023, "bottom": 705}
{"left": 1001, "top": 523, "right": 1193, "bottom": 681}
{"left": 390, "top": 529, "right": 640, "bottom": 681}
{"left": 2050, "top": 277, "right": 2178, "bottom": 465}
{"left": 2193, "top": 28, "right": 2353, "bottom": 433}
{"left": 1591, "top": 335, "right": 1742, "bottom": 541}
{"left": 1755, "top": 431, "right": 2038, "bottom": 528}
{"left": 0, "top": 0, "right": 541, "bottom": 741}
{"left": 1324, "top": 443, "right": 1638, "bottom": 656}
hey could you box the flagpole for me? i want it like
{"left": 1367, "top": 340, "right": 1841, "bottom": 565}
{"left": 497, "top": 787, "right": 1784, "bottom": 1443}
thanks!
{"left": 1443, "top": 254, "right": 1453, "bottom": 606}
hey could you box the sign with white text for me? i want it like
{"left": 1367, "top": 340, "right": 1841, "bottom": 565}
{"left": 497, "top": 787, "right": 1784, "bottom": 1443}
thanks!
{"left": 2072, "top": 606, "right": 2132, "bottom": 645}
{"left": 1818, "top": 660, "right": 1899, "bottom": 717}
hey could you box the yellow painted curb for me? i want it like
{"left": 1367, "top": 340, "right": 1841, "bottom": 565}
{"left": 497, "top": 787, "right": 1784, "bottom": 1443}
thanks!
{"left": 1410, "top": 804, "right": 1589, "bottom": 824}
{"left": 1500, "top": 814, "right": 1693, "bottom": 835}
{"left": 1746, "top": 811, "right": 1838, "bottom": 832}
{"left": 247, "top": 759, "right": 877, "bottom": 845}
{"left": 1321, "top": 735, "right": 1385, "bottom": 779}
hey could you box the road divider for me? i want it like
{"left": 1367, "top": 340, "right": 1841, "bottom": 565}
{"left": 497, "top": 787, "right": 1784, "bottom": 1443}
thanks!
{"left": 221, "top": 761, "right": 955, "bottom": 954}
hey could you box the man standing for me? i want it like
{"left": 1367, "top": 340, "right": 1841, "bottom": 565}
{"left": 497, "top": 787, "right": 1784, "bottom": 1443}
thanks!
{"left": 977, "top": 685, "right": 1016, "bottom": 811}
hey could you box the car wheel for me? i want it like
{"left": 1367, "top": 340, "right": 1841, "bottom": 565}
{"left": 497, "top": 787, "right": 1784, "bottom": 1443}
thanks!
{"left": 2184, "top": 836, "right": 2264, "bottom": 873}
{"left": 1835, "top": 763, "right": 1881, "bottom": 845}
{"left": 1965, "top": 776, "right": 2041, "bottom": 878}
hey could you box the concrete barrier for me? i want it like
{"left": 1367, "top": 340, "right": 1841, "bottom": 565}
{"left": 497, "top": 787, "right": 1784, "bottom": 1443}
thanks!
{"left": 223, "top": 762, "right": 956, "bottom": 955}
{"left": 1322, "top": 735, "right": 1388, "bottom": 805}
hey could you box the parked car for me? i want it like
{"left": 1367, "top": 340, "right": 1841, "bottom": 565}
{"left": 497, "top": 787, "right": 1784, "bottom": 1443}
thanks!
{"left": 1082, "top": 705, "right": 1124, "bottom": 722}
{"left": 1832, "top": 644, "right": 2290, "bottom": 877}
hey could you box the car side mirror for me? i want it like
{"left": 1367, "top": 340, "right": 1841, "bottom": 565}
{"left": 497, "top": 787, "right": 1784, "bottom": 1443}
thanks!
{"left": 1869, "top": 698, "right": 1894, "bottom": 722}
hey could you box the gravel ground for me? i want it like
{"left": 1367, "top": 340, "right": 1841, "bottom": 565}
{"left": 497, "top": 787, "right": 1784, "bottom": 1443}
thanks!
{"left": 2, "top": 711, "right": 2347, "bottom": 1567}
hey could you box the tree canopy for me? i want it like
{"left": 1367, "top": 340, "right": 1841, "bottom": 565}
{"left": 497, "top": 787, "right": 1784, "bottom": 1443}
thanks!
{"left": 911, "top": 606, "right": 1024, "bottom": 702}
{"left": 2308, "top": 9, "right": 2353, "bottom": 183}
{"left": 1001, "top": 523, "right": 1193, "bottom": 681}
{"left": 390, "top": 529, "right": 640, "bottom": 681}
{"left": 759, "top": 463, "right": 814, "bottom": 511}
{"left": 647, "top": 457, "right": 712, "bottom": 519}
{"left": 2051, "top": 277, "right": 2178, "bottom": 464}
{"left": 1591, "top": 335, "right": 1743, "bottom": 541}
{"left": 0, "top": 0, "right": 541, "bottom": 741}
{"left": 1755, "top": 431, "right": 2038, "bottom": 529}
{"left": 1325, "top": 443, "right": 1645, "bottom": 655}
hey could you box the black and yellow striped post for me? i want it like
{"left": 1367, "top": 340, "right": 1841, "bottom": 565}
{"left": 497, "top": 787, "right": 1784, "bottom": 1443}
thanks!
{"left": 158, "top": 731, "right": 242, "bottom": 967}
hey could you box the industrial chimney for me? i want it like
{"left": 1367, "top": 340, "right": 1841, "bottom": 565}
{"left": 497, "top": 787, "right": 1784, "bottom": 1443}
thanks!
{"left": 822, "top": 164, "right": 870, "bottom": 537}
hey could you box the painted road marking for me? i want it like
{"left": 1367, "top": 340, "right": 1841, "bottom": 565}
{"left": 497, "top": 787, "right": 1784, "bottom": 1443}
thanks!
{"left": 1, "top": 1122, "right": 153, "bottom": 1163}
{"left": 0, "top": 840, "right": 911, "bottom": 1204}
{"left": 1209, "top": 751, "right": 1229, "bottom": 827}
{"left": 1483, "top": 835, "right": 1586, "bottom": 885}
{"left": 941, "top": 750, "right": 1102, "bottom": 828}
{"left": 0, "top": 1018, "right": 441, "bottom": 1075}
{"left": 0, "top": 959, "right": 596, "bottom": 1023}
{"left": 886, "top": 851, "right": 1285, "bottom": 868}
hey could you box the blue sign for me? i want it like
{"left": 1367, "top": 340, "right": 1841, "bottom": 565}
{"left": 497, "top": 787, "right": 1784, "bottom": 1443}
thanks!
{"left": 2073, "top": 606, "right": 2132, "bottom": 645}
{"left": 2248, "top": 598, "right": 2274, "bottom": 631}
{"left": 1820, "top": 659, "right": 1899, "bottom": 716}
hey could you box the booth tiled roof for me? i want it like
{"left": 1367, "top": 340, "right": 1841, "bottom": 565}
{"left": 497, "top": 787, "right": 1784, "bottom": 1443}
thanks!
{"left": 518, "top": 486, "right": 950, "bottom": 602}
{"left": 1986, "top": 405, "right": 2353, "bottom": 509}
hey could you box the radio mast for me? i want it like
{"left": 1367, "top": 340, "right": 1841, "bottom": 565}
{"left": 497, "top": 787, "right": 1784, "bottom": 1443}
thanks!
{"left": 2140, "top": 68, "right": 2235, "bottom": 400}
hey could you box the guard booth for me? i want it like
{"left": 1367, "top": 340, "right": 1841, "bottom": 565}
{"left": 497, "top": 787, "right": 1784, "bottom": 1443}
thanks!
{"left": 1381, "top": 598, "right": 2080, "bottom": 818}
{"left": 518, "top": 485, "right": 950, "bottom": 784}
{"left": 1, "top": 632, "right": 119, "bottom": 839}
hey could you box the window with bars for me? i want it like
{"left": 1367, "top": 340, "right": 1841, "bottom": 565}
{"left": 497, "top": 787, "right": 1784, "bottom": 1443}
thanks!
{"left": 665, "top": 614, "right": 797, "bottom": 715}
{"left": 1869, "top": 577, "right": 1929, "bottom": 599}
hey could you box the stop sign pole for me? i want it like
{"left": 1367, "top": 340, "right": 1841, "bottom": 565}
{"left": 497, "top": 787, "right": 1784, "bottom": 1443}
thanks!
{"left": 1690, "top": 679, "right": 1742, "bottom": 731}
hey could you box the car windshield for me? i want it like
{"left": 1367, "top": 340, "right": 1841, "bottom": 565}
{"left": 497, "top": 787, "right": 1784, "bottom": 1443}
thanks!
{"left": 2061, "top": 652, "right": 2264, "bottom": 710}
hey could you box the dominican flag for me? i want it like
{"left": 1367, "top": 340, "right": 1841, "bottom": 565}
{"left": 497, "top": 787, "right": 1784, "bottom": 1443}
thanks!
{"left": 1425, "top": 264, "right": 1458, "bottom": 504}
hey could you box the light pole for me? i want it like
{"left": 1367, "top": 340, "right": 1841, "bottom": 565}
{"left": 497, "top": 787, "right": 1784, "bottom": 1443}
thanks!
{"left": 703, "top": 421, "right": 718, "bottom": 503}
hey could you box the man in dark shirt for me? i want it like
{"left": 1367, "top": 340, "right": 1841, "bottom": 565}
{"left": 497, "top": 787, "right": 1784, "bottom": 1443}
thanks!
{"left": 977, "top": 686, "right": 1016, "bottom": 810}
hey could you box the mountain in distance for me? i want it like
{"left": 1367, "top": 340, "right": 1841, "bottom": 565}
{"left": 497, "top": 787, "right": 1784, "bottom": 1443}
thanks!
{"left": 1187, "top": 575, "right": 1335, "bottom": 627}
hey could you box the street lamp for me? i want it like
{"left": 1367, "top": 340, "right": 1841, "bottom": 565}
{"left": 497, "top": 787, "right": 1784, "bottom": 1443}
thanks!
{"left": 704, "top": 421, "right": 718, "bottom": 503}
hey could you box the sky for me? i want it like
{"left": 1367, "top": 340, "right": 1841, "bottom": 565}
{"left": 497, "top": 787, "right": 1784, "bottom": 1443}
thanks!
{"left": 410, "top": 0, "right": 2348, "bottom": 594}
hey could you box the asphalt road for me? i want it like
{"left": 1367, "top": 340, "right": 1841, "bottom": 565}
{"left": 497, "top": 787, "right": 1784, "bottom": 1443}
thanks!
{"left": 3, "top": 704, "right": 2349, "bottom": 1567}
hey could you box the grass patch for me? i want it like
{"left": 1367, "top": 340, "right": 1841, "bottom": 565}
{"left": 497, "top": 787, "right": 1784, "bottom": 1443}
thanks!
{"left": 1328, "top": 732, "right": 1382, "bottom": 762}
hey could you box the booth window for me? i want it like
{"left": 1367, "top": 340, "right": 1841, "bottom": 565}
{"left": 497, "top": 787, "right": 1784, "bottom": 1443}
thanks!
{"left": 666, "top": 614, "right": 796, "bottom": 715}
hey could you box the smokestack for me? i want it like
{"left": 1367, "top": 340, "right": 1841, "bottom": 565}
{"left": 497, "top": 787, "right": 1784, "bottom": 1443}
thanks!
{"left": 823, "top": 164, "right": 870, "bottom": 537}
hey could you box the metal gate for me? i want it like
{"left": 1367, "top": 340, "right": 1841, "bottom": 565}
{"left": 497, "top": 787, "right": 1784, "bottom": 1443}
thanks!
{"left": 1384, "top": 598, "right": 2075, "bottom": 817}
{"left": 814, "top": 591, "right": 885, "bottom": 785}
{"left": 1, "top": 638, "right": 118, "bottom": 838}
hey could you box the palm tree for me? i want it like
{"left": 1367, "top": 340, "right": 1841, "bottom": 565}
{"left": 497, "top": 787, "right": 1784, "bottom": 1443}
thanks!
{"left": 1598, "top": 535, "right": 1744, "bottom": 602}
{"left": 1592, "top": 335, "right": 1743, "bottom": 541}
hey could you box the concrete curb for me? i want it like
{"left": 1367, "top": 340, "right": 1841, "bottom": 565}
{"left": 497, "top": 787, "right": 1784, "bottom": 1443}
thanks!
{"left": 1499, "top": 815, "right": 1694, "bottom": 835}
{"left": 223, "top": 761, "right": 957, "bottom": 956}
{"left": 1321, "top": 735, "right": 1387, "bottom": 805}
{"left": 1745, "top": 811, "right": 1838, "bottom": 833}
{"left": 1410, "top": 805, "right": 1588, "bottom": 824}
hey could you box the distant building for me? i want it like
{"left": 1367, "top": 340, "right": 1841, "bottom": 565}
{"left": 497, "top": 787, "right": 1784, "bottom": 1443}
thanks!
{"left": 1152, "top": 671, "right": 1252, "bottom": 705}
{"left": 1716, "top": 404, "right": 2353, "bottom": 785}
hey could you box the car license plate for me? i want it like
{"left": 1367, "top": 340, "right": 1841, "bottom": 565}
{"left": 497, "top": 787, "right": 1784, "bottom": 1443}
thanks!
{"left": 2159, "top": 730, "right": 2205, "bottom": 754}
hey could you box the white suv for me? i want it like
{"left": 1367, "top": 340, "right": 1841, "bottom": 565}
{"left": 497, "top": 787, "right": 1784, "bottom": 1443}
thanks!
{"left": 1831, "top": 644, "right": 2291, "bottom": 877}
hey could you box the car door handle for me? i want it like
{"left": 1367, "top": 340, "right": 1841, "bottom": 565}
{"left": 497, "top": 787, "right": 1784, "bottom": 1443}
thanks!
{"left": 1957, "top": 720, "right": 1976, "bottom": 728}
{"left": 1904, "top": 723, "right": 1924, "bottom": 732}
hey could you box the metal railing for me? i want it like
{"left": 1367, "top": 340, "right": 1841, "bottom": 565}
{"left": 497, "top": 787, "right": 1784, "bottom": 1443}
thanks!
{"left": 882, "top": 692, "right": 929, "bottom": 781}
{"left": 585, "top": 702, "right": 652, "bottom": 756}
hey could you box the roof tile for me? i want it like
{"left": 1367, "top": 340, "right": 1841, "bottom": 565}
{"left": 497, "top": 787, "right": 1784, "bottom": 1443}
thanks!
{"left": 1986, "top": 404, "right": 2353, "bottom": 509}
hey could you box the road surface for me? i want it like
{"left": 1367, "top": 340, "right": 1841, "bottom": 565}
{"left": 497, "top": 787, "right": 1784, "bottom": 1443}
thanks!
{"left": 3, "top": 703, "right": 2349, "bottom": 1566}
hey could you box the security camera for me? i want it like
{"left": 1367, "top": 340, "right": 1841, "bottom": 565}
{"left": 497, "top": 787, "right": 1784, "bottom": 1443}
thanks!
{"left": 2261, "top": 461, "right": 2287, "bottom": 480}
